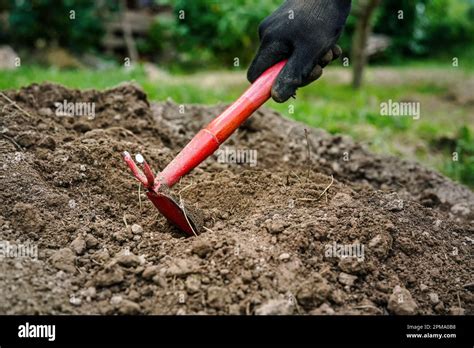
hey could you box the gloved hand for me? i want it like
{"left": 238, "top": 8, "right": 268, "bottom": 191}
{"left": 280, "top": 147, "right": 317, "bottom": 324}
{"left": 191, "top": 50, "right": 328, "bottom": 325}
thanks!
{"left": 247, "top": 0, "right": 352, "bottom": 103}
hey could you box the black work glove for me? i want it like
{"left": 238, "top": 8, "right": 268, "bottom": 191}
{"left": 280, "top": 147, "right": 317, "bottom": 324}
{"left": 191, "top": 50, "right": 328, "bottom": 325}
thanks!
{"left": 248, "top": 0, "right": 351, "bottom": 103}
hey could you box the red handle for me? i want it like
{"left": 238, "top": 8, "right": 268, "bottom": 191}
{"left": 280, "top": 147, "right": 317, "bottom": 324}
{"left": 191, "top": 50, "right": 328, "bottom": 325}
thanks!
{"left": 159, "top": 60, "right": 287, "bottom": 188}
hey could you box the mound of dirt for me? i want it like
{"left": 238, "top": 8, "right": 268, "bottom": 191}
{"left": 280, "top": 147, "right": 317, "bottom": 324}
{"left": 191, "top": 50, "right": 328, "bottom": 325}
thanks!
{"left": 0, "top": 83, "right": 472, "bottom": 315}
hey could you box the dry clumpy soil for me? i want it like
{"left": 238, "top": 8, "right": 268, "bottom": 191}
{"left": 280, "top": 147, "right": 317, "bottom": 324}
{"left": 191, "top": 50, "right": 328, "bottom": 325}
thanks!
{"left": 0, "top": 83, "right": 473, "bottom": 315}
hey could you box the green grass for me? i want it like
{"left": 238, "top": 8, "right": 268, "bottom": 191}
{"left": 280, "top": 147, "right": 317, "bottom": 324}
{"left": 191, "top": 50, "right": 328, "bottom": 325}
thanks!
{"left": 1, "top": 64, "right": 473, "bottom": 187}
{"left": 0, "top": 66, "right": 244, "bottom": 103}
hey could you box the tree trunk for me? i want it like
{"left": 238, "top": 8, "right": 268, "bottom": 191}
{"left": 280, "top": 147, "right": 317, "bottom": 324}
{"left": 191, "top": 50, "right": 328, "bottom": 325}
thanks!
{"left": 351, "top": 0, "right": 381, "bottom": 89}
{"left": 120, "top": 0, "right": 139, "bottom": 65}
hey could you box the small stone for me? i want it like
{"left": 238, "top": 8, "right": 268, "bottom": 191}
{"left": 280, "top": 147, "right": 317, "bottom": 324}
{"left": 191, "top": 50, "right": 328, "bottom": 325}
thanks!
{"left": 338, "top": 272, "right": 357, "bottom": 286}
{"left": 278, "top": 253, "right": 291, "bottom": 261}
{"left": 39, "top": 107, "right": 53, "bottom": 117}
{"left": 131, "top": 224, "right": 143, "bottom": 235}
{"left": 191, "top": 240, "right": 212, "bottom": 258}
{"left": 50, "top": 248, "right": 76, "bottom": 273}
{"left": 84, "top": 234, "right": 99, "bottom": 248}
{"left": 388, "top": 285, "right": 418, "bottom": 315}
{"left": 428, "top": 292, "right": 439, "bottom": 305}
{"left": 81, "top": 287, "right": 96, "bottom": 301}
{"left": 185, "top": 275, "right": 201, "bottom": 294}
{"left": 14, "top": 262, "right": 22, "bottom": 270}
{"left": 118, "top": 299, "right": 141, "bottom": 315}
{"left": 142, "top": 265, "right": 160, "bottom": 280}
{"left": 255, "top": 299, "right": 294, "bottom": 315}
{"left": 69, "top": 296, "right": 82, "bottom": 306}
{"left": 331, "top": 162, "right": 341, "bottom": 172}
{"left": 70, "top": 235, "right": 86, "bottom": 255}
{"left": 110, "top": 295, "right": 123, "bottom": 305}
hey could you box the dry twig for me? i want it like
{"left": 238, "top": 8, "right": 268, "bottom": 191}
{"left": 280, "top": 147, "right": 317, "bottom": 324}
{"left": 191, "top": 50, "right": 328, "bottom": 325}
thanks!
{"left": 0, "top": 92, "right": 33, "bottom": 119}
{"left": 179, "top": 195, "right": 198, "bottom": 237}
{"left": 297, "top": 175, "right": 334, "bottom": 203}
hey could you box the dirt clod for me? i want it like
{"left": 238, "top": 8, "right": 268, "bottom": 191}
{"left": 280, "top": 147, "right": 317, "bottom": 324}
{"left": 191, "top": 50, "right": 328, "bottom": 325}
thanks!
{"left": 296, "top": 275, "right": 332, "bottom": 309}
{"left": 117, "top": 299, "right": 141, "bottom": 315}
{"left": 207, "top": 286, "right": 229, "bottom": 310}
{"left": 114, "top": 249, "right": 141, "bottom": 268}
{"left": 191, "top": 240, "right": 213, "bottom": 258}
{"left": 388, "top": 286, "right": 418, "bottom": 315}
{"left": 142, "top": 266, "right": 160, "bottom": 280}
{"left": 368, "top": 233, "right": 393, "bottom": 259}
{"left": 338, "top": 272, "right": 357, "bottom": 286}
{"left": 185, "top": 275, "right": 201, "bottom": 294}
{"left": 93, "top": 264, "right": 125, "bottom": 287}
{"left": 50, "top": 248, "right": 76, "bottom": 273}
{"left": 70, "top": 236, "right": 86, "bottom": 255}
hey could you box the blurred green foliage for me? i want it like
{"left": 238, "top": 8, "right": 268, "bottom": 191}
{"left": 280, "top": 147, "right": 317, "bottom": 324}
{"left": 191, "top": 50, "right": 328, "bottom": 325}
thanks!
{"left": 443, "top": 126, "right": 474, "bottom": 186}
{"left": 152, "top": 0, "right": 280, "bottom": 67}
{"left": 2, "top": 0, "right": 473, "bottom": 65}
{"left": 419, "top": 0, "right": 474, "bottom": 55}
{"left": 4, "top": 0, "right": 117, "bottom": 52}
{"left": 373, "top": 0, "right": 474, "bottom": 61}
{"left": 373, "top": 0, "right": 426, "bottom": 58}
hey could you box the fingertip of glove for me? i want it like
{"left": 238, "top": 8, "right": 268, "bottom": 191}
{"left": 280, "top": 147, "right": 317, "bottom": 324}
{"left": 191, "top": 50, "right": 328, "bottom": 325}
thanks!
{"left": 309, "top": 65, "right": 323, "bottom": 82}
{"left": 247, "top": 67, "right": 257, "bottom": 83}
{"left": 332, "top": 45, "right": 343, "bottom": 60}
{"left": 320, "top": 50, "right": 334, "bottom": 67}
{"left": 271, "top": 85, "right": 292, "bottom": 103}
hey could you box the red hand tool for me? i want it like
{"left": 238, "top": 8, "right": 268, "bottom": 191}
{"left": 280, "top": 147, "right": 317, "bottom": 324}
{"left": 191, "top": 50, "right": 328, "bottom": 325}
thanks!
{"left": 122, "top": 61, "right": 287, "bottom": 235}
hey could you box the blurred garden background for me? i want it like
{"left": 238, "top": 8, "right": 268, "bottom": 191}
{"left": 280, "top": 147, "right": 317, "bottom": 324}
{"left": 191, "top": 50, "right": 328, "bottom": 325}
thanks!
{"left": 0, "top": 0, "right": 473, "bottom": 187}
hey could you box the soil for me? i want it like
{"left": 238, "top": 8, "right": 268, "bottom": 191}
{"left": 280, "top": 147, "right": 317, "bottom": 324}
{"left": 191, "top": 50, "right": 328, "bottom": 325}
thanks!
{"left": 0, "top": 83, "right": 472, "bottom": 315}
